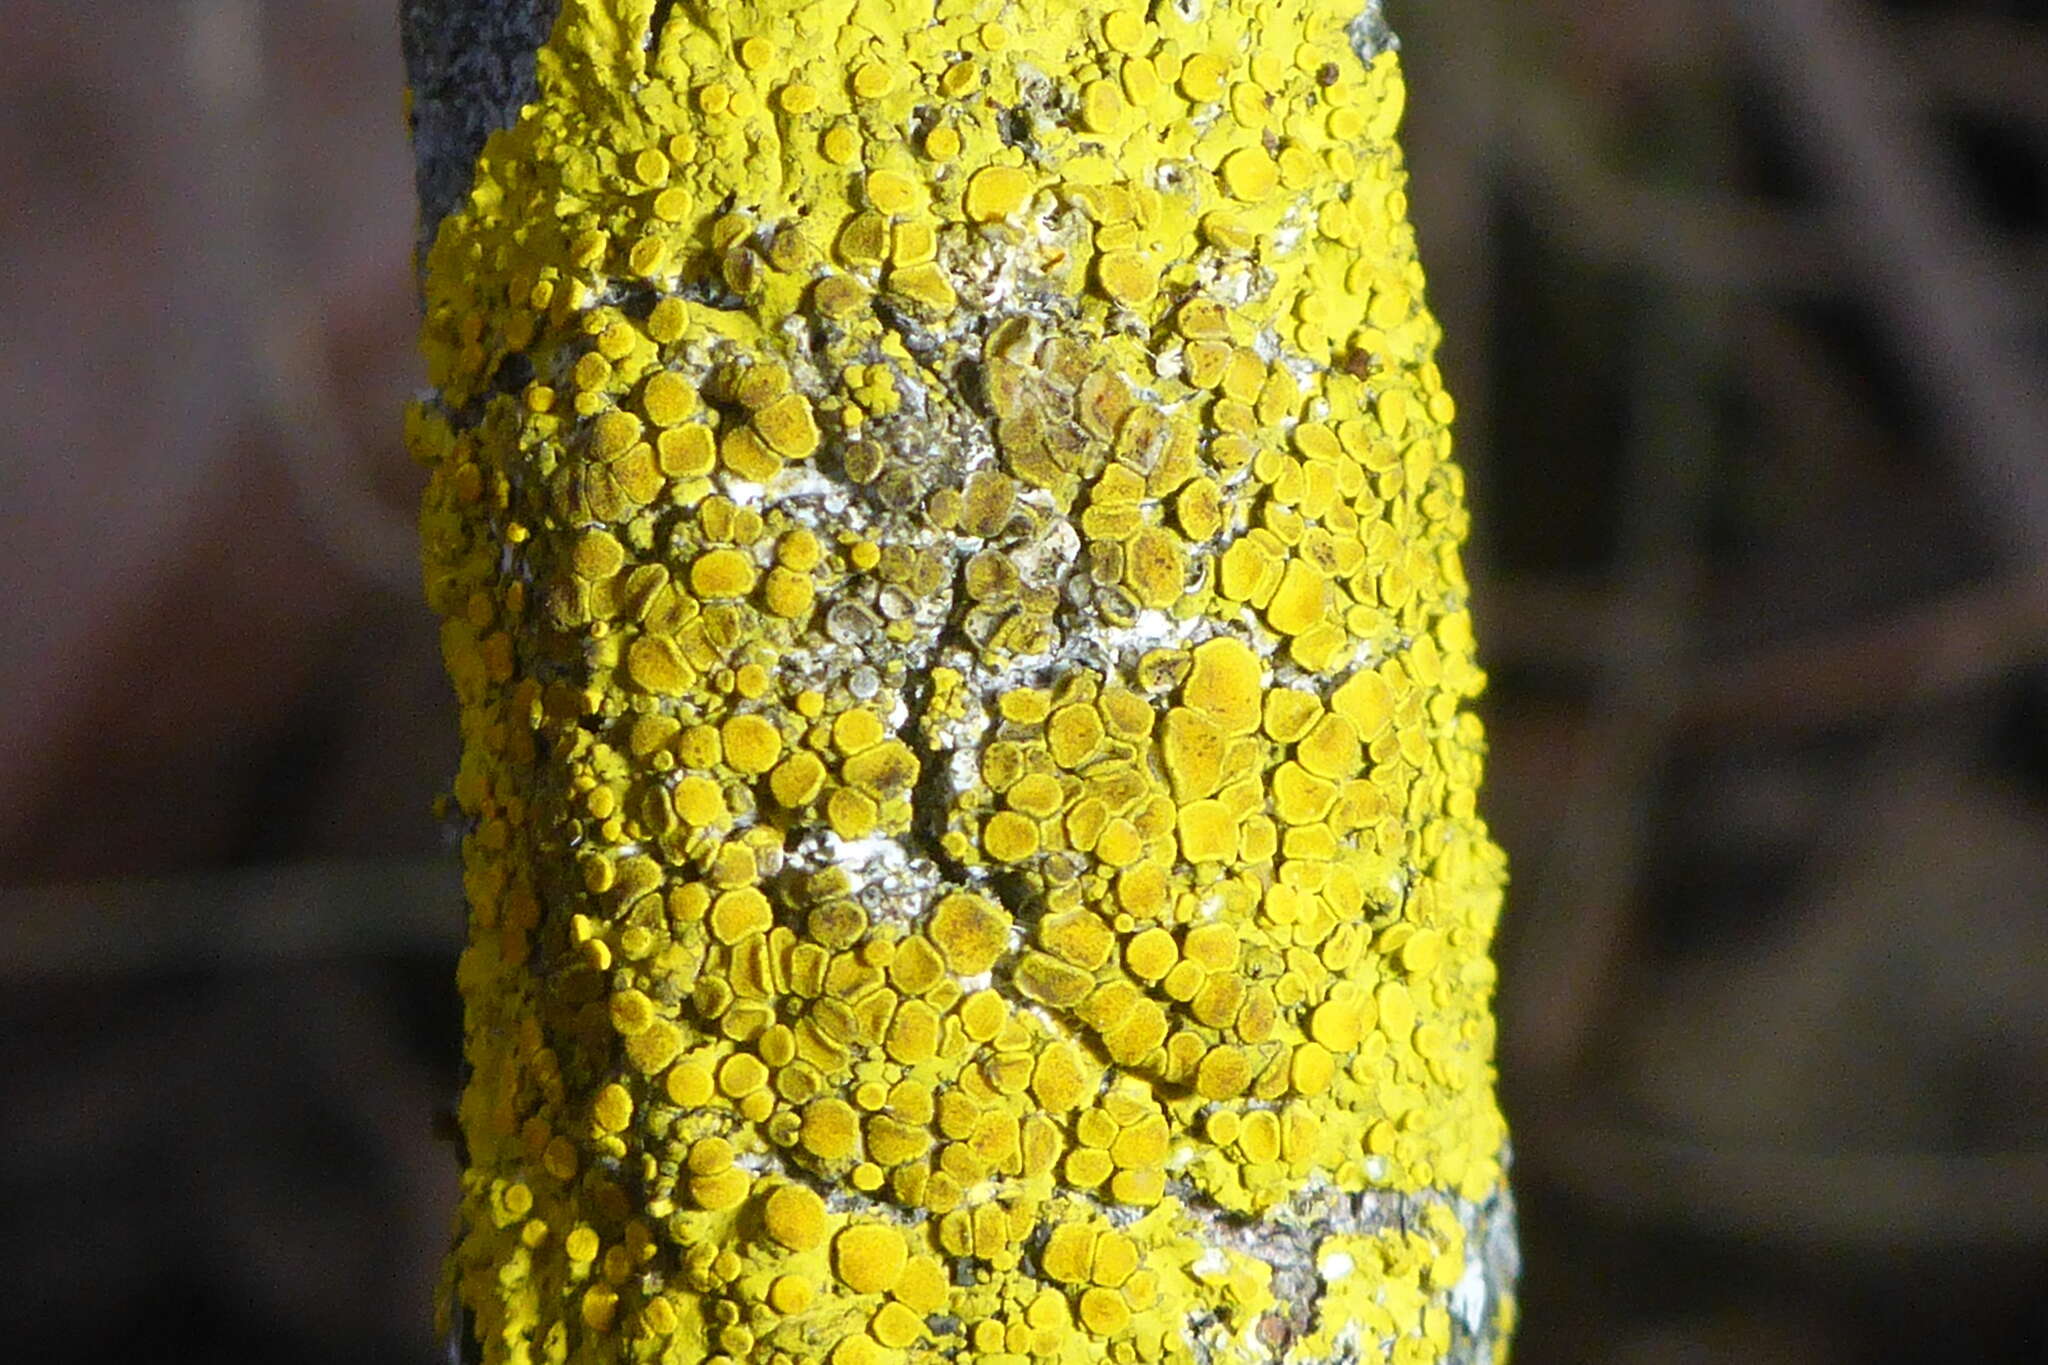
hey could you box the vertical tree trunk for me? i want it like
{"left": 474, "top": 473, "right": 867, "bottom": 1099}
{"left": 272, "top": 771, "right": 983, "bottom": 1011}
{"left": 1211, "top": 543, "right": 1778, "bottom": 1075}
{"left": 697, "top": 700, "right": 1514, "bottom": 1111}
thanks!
{"left": 404, "top": 2, "right": 1517, "bottom": 1362}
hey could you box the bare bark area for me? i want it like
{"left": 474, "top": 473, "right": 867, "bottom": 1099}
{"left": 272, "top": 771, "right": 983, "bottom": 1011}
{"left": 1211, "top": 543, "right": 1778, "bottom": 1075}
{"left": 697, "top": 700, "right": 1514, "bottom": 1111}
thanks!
{"left": 400, "top": 0, "right": 559, "bottom": 254}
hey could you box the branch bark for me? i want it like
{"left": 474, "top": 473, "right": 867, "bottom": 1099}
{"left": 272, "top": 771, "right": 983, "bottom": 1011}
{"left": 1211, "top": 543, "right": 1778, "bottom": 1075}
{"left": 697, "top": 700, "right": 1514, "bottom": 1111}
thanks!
{"left": 407, "top": 3, "right": 1518, "bottom": 1362}
{"left": 399, "top": 0, "right": 559, "bottom": 256}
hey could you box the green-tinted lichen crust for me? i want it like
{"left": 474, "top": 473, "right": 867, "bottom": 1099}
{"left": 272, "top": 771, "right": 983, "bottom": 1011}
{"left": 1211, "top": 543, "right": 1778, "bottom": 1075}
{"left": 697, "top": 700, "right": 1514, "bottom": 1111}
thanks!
{"left": 411, "top": 1, "right": 1514, "bottom": 1362}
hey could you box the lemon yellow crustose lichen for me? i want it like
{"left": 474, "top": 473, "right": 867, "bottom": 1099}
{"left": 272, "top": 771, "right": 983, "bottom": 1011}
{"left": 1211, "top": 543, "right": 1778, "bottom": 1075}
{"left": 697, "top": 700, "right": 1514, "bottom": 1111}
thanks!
{"left": 411, "top": 0, "right": 1512, "bottom": 1362}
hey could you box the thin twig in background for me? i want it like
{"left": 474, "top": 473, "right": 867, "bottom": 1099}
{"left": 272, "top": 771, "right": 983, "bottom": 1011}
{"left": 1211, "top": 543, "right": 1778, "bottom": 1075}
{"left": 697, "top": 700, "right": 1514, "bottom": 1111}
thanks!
{"left": 1682, "top": 574, "right": 2048, "bottom": 741}
{"left": 1734, "top": 0, "right": 2048, "bottom": 564}
{"left": 1508, "top": 85, "right": 1844, "bottom": 293}
{"left": 0, "top": 859, "right": 461, "bottom": 978}
{"left": 1893, "top": 12, "right": 2048, "bottom": 131}
{"left": 1524, "top": 1119, "right": 2048, "bottom": 1247}
{"left": 1503, "top": 280, "right": 1721, "bottom": 1081}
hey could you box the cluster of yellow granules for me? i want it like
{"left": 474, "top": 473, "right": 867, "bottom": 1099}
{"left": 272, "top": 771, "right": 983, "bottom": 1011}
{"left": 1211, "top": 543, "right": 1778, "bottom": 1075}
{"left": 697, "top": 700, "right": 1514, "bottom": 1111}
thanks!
{"left": 410, "top": 0, "right": 1510, "bottom": 1362}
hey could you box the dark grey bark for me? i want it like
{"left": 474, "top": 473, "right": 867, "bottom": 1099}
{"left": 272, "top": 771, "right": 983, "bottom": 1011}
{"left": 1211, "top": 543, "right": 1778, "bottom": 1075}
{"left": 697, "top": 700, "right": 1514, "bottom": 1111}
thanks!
{"left": 399, "top": 0, "right": 560, "bottom": 255}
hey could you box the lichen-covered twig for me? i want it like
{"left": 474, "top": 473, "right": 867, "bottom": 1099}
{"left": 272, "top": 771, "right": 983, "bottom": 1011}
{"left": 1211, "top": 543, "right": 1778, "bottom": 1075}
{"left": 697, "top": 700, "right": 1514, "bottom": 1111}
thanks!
{"left": 407, "top": 1, "right": 1515, "bottom": 1361}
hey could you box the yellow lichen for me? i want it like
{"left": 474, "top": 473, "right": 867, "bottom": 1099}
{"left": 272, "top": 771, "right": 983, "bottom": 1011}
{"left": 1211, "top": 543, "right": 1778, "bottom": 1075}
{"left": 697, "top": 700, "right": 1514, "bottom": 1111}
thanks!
{"left": 833, "top": 1224, "right": 908, "bottom": 1295}
{"left": 1183, "top": 638, "right": 1263, "bottom": 736}
{"left": 964, "top": 166, "right": 1035, "bottom": 223}
{"left": 691, "top": 548, "right": 757, "bottom": 599}
{"left": 928, "top": 892, "right": 1011, "bottom": 974}
{"left": 761, "top": 1183, "right": 830, "bottom": 1252}
{"left": 416, "top": 3, "right": 1509, "bottom": 1361}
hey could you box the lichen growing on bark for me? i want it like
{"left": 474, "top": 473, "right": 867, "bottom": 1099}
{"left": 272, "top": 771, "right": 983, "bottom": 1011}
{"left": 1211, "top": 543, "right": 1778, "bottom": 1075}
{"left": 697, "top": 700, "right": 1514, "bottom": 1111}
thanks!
{"left": 409, "top": 1, "right": 1515, "bottom": 1361}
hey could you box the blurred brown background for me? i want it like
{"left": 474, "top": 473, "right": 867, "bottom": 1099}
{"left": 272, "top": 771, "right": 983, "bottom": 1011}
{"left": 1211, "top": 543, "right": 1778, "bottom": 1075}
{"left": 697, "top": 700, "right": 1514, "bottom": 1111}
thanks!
{"left": 1, "top": 0, "right": 2043, "bottom": 1361}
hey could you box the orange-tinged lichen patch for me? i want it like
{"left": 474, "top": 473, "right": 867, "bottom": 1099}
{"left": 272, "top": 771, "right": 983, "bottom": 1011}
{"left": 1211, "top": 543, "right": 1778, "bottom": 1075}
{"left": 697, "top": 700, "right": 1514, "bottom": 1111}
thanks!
{"left": 415, "top": 2, "right": 1508, "bottom": 1362}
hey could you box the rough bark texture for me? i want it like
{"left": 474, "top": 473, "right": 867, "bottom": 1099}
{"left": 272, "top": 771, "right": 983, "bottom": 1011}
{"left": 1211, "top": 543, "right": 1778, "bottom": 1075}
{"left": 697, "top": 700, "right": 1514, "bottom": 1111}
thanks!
{"left": 407, "top": 2, "right": 1517, "bottom": 1363}
{"left": 400, "top": 0, "right": 560, "bottom": 254}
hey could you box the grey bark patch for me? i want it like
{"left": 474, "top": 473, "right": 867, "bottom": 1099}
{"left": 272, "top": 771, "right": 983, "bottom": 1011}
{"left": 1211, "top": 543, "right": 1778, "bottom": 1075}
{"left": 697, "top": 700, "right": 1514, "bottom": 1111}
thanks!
{"left": 400, "top": 0, "right": 561, "bottom": 258}
{"left": 1171, "top": 1172, "right": 1518, "bottom": 1364}
{"left": 1349, "top": 0, "right": 1397, "bottom": 59}
{"left": 1453, "top": 1173, "right": 1522, "bottom": 1365}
